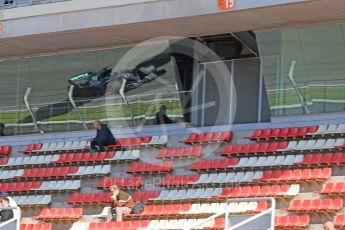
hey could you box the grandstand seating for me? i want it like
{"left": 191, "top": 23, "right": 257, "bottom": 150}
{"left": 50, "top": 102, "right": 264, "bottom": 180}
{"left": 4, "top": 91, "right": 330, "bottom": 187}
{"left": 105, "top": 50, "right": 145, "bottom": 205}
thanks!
{"left": 218, "top": 142, "right": 288, "bottom": 156}
{"left": 35, "top": 208, "right": 83, "bottom": 221}
{"left": 179, "top": 131, "right": 233, "bottom": 144}
{"left": 14, "top": 195, "right": 51, "bottom": 206}
{"left": 155, "top": 146, "right": 203, "bottom": 158}
{"left": 275, "top": 215, "right": 310, "bottom": 229}
{"left": 246, "top": 126, "right": 318, "bottom": 140}
{"left": 0, "top": 165, "right": 110, "bottom": 181}
{"left": 246, "top": 124, "right": 345, "bottom": 141}
{"left": 285, "top": 198, "right": 343, "bottom": 212}
{"left": 1, "top": 122, "right": 344, "bottom": 229}
{"left": 20, "top": 223, "right": 52, "bottom": 230}
{"left": 66, "top": 193, "right": 110, "bottom": 205}
{"left": 132, "top": 191, "right": 161, "bottom": 201}
{"left": 187, "top": 158, "right": 239, "bottom": 171}
{"left": 217, "top": 184, "right": 300, "bottom": 198}
{"left": 0, "top": 181, "right": 70, "bottom": 196}
{"left": 320, "top": 182, "right": 345, "bottom": 195}
{"left": 124, "top": 162, "right": 173, "bottom": 174}
{"left": 126, "top": 201, "right": 267, "bottom": 219}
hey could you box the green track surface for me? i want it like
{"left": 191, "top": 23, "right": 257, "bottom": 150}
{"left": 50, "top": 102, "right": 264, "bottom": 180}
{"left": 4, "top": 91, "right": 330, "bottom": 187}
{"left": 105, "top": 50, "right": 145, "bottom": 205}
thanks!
{"left": 0, "top": 100, "right": 182, "bottom": 124}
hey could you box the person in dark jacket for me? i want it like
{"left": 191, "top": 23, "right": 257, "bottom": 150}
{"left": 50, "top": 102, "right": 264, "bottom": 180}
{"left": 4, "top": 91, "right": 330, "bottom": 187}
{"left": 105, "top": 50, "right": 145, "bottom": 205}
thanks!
{"left": 154, "top": 105, "right": 174, "bottom": 125}
{"left": 0, "top": 123, "right": 5, "bottom": 136}
{"left": 0, "top": 198, "right": 13, "bottom": 222}
{"left": 89, "top": 120, "right": 116, "bottom": 152}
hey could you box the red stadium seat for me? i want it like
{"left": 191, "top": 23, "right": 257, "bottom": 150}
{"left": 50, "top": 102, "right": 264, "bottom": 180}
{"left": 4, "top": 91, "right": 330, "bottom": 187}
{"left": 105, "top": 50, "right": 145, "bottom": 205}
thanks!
{"left": 0, "top": 157, "right": 8, "bottom": 165}
{"left": 334, "top": 214, "right": 345, "bottom": 227}
{"left": 20, "top": 144, "right": 42, "bottom": 154}
{"left": 0, "top": 146, "right": 11, "bottom": 155}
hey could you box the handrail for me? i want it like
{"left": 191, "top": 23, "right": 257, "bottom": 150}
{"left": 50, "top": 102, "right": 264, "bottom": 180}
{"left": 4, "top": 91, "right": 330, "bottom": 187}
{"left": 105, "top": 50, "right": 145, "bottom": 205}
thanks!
{"left": 288, "top": 61, "right": 310, "bottom": 114}
{"left": 23, "top": 87, "right": 41, "bottom": 133}
{"left": 185, "top": 197, "right": 275, "bottom": 230}
{"left": 68, "top": 85, "right": 88, "bottom": 130}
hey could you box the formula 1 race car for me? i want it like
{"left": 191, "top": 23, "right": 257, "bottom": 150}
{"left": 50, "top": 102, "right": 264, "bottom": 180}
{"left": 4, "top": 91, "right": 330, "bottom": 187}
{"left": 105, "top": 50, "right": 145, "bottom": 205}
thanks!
{"left": 68, "top": 66, "right": 166, "bottom": 98}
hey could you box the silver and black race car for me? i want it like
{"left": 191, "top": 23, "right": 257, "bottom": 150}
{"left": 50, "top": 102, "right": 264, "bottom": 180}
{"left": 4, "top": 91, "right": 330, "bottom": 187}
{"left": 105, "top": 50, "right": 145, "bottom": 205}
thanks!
{"left": 68, "top": 66, "right": 166, "bottom": 98}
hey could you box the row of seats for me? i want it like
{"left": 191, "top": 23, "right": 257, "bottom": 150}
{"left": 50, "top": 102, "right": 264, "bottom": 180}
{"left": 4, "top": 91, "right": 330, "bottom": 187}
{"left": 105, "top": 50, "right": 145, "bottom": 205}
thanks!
{"left": 88, "top": 218, "right": 223, "bottom": 230}
{"left": 152, "top": 188, "right": 222, "bottom": 201}
{"left": 35, "top": 208, "right": 83, "bottom": 221}
{"left": 278, "top": 138, "right": 344, "bottom": 152}
{"left": 13, "top": 195, "right": 51, "bottom": 206}
{"left": 275, "top": 215, "right": 310, "bottom": 229}
{"left": 20, "top": 223, "right": 52, "bottom": 230}
{"left": 155, "top": 146, "right": 203, "bottom": 158}
{"left": 246, "top": 126, "right": 318, "bottom": 140}
{"left": 128, "top": 201, "right": 267, "bottom": 218}
{"left": 188, "top": 158, "right": 239, "bottom": 171}
{"left": 66, "top": 193, "right": 110, "bottom": 204}
{"left": 2, "top": 150, "right": 139, "bottom": 168}
{"left": 218, "top": 142, "right": 288, "bottom": 156}
{"left": 157, "top": 175, "right": 200, "bottom": 187}
{"left": 300, "top": 152, "right": 345, "bottom": 165}
{"left": 56, "top": 150, "right": 139, "bottom": 163}
{"left": 314, "top": 124, "right": 345, "bottom": 136}
{"left": 0, "top": 165, "right": 110, "bottom": 180}
{"left": 192, "top": 168, "right": 331, "bottom": 185}
{"left": 124, "top": 162, "right": 173, "bottom": 173}
{"left": 151, "top": 184, "right": 299, "bottom": 202}
{"left": 115, "top": 136, "right": 168, "bottom": 147}
{"left": 247, "top": 123, "right": 345, "bottom": 141}
{"left": 0, "top": 145, "right": 11, "bottom": 155}
{"left": 20, "top": 135, "right": 168, "bottom": 154}
{"left": 95, "top": 177, "right": 142, "bottom": 189}
{"left": 179, "top": 131, "right": 233, "bottom": 144}
{"left": 234, "top": 155, "right": 303, "bottom": 168}
{"left": 0, "top": 180, "right": 81, "bottom": 193}
{"left": 132, "top": 191, "right": 161, "bottom": 201}
{"left": 22, "top": 141, "right": 87, "bottom": 154}
{"left": 190, "top": 155, "right": 304, "bottom": 171}
{"left": 285, "top": 198, "right": 343, "bottom": 212}
{"left": 76, "top": 215, "right": 309, "bottom": 230}
{"left": 218, "top": 184, "right": 300, "bottom": 198}
{"left": 320, "top": 182, "right": 345, "bottom": 195}
{"left": 218, "top": 138, "right": 344, "bottom": 157}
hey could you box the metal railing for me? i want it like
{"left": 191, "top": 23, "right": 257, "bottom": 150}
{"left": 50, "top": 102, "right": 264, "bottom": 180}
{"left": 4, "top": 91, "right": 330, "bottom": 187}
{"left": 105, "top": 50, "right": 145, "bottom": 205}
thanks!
{"left": 0, "top": 206, "right": 20, "bottom": 230}
{"left": 185, "top": 197, "right": 275, "bottom": 230}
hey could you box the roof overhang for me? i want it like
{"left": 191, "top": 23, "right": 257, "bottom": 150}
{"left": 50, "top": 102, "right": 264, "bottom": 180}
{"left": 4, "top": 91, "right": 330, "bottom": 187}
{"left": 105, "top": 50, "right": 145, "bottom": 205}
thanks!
{"left": 1, "top": 0, "right": 345, "bottom": 59}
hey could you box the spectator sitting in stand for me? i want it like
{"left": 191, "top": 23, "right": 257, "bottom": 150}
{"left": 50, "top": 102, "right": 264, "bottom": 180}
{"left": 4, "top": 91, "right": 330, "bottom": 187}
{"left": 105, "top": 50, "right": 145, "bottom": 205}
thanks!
{"left": 108, "top": 185, "right": 134, "bottom": 222}
{"left": 0, "top": 198, "right": 13, "bottom": 222}
{"left": 89, "top": 120, "right": 116, "bottom": 152}
{"left": 154, "top": 105, "right": 174, "bottom": 125}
